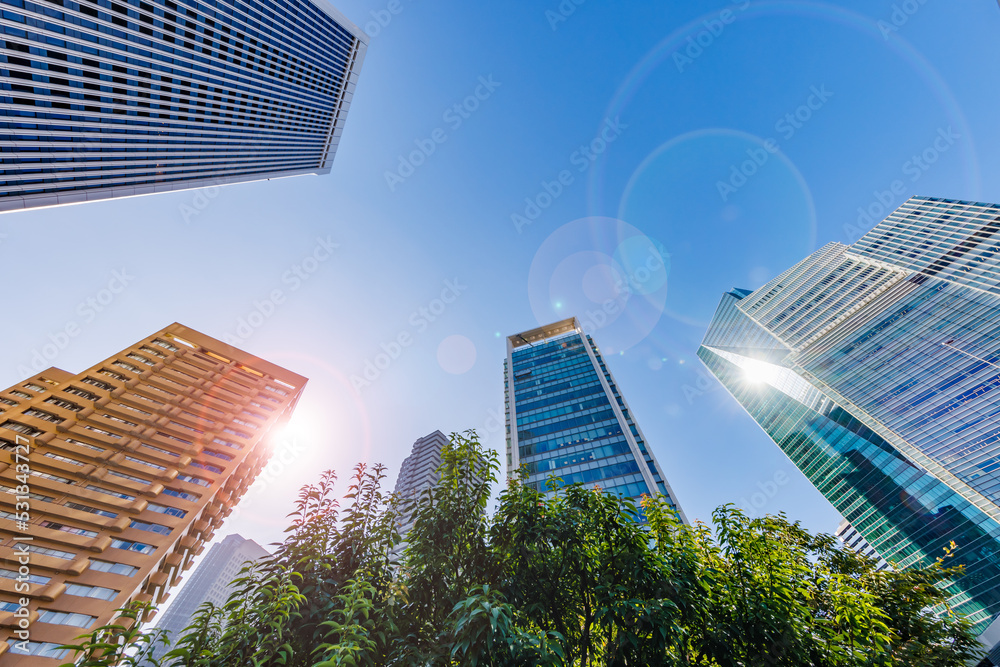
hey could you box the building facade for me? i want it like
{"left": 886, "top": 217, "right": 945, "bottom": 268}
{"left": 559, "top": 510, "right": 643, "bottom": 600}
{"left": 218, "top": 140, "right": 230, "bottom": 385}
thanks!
{"left": 505, "top": 318, "right": 686, "bottom": 520}
{"left": 393, "top": 430, "right": 449, "bottom": 541}
{"left": 0, "top": 323, "right": 305, "bottom": 664}
{"left": 698, "top": 195, "right": 1000, "bottom": 631}
{"left": 151, "top": 533, "right": 268, "bottom": 660}
{"left": 0, "top": 0, "right": 367, "bottom": 213}
{"left": 835, "top": 520, "right": 888, "bottom": 570}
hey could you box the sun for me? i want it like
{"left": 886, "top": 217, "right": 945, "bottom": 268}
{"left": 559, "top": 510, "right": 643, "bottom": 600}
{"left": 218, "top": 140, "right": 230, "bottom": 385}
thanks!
{"left": 741, "top": 358, "right": 779, "bottom": 385}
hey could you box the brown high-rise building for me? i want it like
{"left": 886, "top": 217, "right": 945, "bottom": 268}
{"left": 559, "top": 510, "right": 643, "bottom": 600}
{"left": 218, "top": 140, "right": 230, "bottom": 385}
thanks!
{"left": 0, "top": 324, "right": 306, "bottom": 664}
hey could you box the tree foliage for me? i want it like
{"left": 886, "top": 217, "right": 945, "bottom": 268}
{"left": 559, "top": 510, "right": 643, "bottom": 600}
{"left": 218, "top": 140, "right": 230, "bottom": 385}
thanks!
{"left": 61, "top": 430, "right": 985, "bottom": 666}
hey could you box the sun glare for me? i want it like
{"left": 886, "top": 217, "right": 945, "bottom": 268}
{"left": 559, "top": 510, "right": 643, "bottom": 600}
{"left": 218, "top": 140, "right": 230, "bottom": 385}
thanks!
{"left": 742, "top": 358, "right": 778, "bottom": 385}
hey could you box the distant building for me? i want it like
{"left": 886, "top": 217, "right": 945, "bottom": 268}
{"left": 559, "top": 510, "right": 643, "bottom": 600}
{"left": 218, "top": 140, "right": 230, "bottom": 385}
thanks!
{"left": 0, "top": 0, "right": 367, "bottom": 213}
{"left": 0, "top": 323, "right": 305, "bottom": 664}
{"left": 835, "top": 520, "right": 888, "bottom": 570}
{"left": 504, "top": 318, "right": 686, "bottom": 521}
{"left": 698, "top": 195, "right": 1000, "bottom": 632}
{"left": 393, "top": 430, "right": 450, "bottom": 541}
{"left": 151, "top": 534, "right": 269, "bottom": 660}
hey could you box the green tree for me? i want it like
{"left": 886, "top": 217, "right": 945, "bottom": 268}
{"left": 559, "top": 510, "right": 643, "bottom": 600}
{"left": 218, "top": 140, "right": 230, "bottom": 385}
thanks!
{"left": 60, "top": 430, "right": 986, "bottom": 667}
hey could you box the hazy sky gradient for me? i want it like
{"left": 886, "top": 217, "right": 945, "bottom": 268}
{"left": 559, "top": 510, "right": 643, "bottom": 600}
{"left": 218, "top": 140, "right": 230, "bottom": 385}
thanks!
{"left": 2, "top": 0, "right": 999, "bottom": 567}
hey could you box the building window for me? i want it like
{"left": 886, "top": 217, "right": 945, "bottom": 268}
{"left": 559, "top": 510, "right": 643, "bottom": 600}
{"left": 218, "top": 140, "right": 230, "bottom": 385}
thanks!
{"left": 86, "top": 484, "right": 136, "bottom": 501}
{"left": 264, "top": 385, "right": 288, "bottom": 396}
{"left": 45, "top": 397, "right": 83, "bottom": 411}
{"left": 129, "top": 519, "right": 171, "bottom": 535}
{"left": 175, "top": 473, "right": 211, "bottom": 487}
{"left": 126, "top": 353, "right": 155, "bottom": 366}
{"left": 146, "top": 502, "right": 187, "bottom": 518}
{"left": 151, "top": 338, "right": 179, "bottom": 352}
{"left": 104, "top": 414, "right": 138, "bottom": 428}
{"left": 98, "top": 369, "right": 128, "bottom": 382}
{"left": 82, "top": 425, "right": 122, "bottom": 439}
{"left": 169, "top": 421, "right": 203, "bottom": 434}
{"left": 120, "top": 404, "right": 153, "bottom": 417}
{"left": 189, "top": 461, "right": 223, "bottom": 475}
{"left": 5, "top": 641, "right": 69, "bottom": 659}
{"left": 1, "top": 421, "right": 43, "bottom": 436}
{"left": 65, "top": 438, "right": 105, "bottom": 453}
{"left": 132, "top": 393, "right": 165, "bottom": 406}
{"left": 23, "top": 383, "right": 46, "bottom": 393}
{"left": 161, "top": 487, "right": 201, "bottom": 502}
{"left": 40, "top": 521, "right": 98, "bottom": 538}
{"left": 88, "top": 559, "right": 140, "bottom": 576}
{"left": 65, "top": 502, "right": 118, "bottom": 519}
{"left": 125, "top": 455, "right": 166, "bottom": 471}
{"left": 112, "top": 361, "right": 142, "bottom": 374}
{"left": 81, "top": 376, "right": 115, "bottom": 391}
{"left": 156, "top": 432, "right": 192, "bottom": 445}
{"left": 38, "top": 610, "right": 97, "bottom": 628}
{"left": 0, "top": 483, "right": 53, "bottom": 502}
{"left": 43, "top": 452, "right": 85, "bottom": 466}
{"left": 63, "top": 386, "right": 100, "bottom": 401}
{"left": 141, "top": 443, "right": 179, "bottom": 457}
{"left": 64, "top": 583, "right": 118, "bottom": 601}
{"left": 34, "top": 471, "right": 73, "bottom": 485}
{"left": 109, "top": 538, "right": 154, "bottom": 555}
{"left": 27, "top": 545, "right": 75, "bottom": 560}
{"left": 213, "top": 437, "right": 242, "bottom": 450}
{"left": 0, "top": 569, "right": 50, "bottom": 585}
{"left": 108, "top": 470, "right": 150, "bottom": 485}
{"left": 139, "top": 345, "right": 167, "bottom": 359}
{"left": 23, "top": 408, "right": 64, "bottom": 424}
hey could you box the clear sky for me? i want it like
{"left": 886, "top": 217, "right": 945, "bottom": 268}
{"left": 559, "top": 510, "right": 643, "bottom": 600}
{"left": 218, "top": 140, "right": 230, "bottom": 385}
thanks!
{"left": 2, "top": 0, "right": 999, "bottom": 564}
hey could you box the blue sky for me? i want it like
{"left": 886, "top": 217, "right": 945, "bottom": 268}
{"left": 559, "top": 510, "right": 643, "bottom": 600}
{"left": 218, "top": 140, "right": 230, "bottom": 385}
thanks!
{"left": 2, "top": 0, "right": 1000, "bottom": 557}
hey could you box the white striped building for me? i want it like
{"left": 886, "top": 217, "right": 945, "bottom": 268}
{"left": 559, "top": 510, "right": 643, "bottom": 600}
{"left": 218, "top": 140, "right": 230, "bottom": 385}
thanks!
{"left": 0, "top": 0, "right": 367, "bottom": 212}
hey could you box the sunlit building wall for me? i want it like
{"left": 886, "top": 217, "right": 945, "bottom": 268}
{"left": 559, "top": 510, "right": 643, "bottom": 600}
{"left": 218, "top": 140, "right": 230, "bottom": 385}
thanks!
{"left": 835, "top": 520, "right": 888, "bottom": 571}
{"left": 393, "top": 430, "right": 448, "bottom": 540}
{"left": 0, "top": 323, "right": 305, "bottom": 664}
{"left": 504, "top": 318, "right": 686, "bottom": 521}
{"left": 699, "top": 195, "right": 1000, "bottom": 631}
{"left": 0, "top": 0, "right": 367, "bottom": 213}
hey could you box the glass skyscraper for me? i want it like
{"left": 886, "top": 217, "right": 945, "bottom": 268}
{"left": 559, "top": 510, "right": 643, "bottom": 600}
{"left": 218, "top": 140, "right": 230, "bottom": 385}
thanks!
{"left": 505, "top": 318, "right": 686, "bottom": 521}
{"left": 0, "top": 0, "right": 367, "bottom": 213}
{"left": 698, "top": 195, "right": 1000, "bottom": 631}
